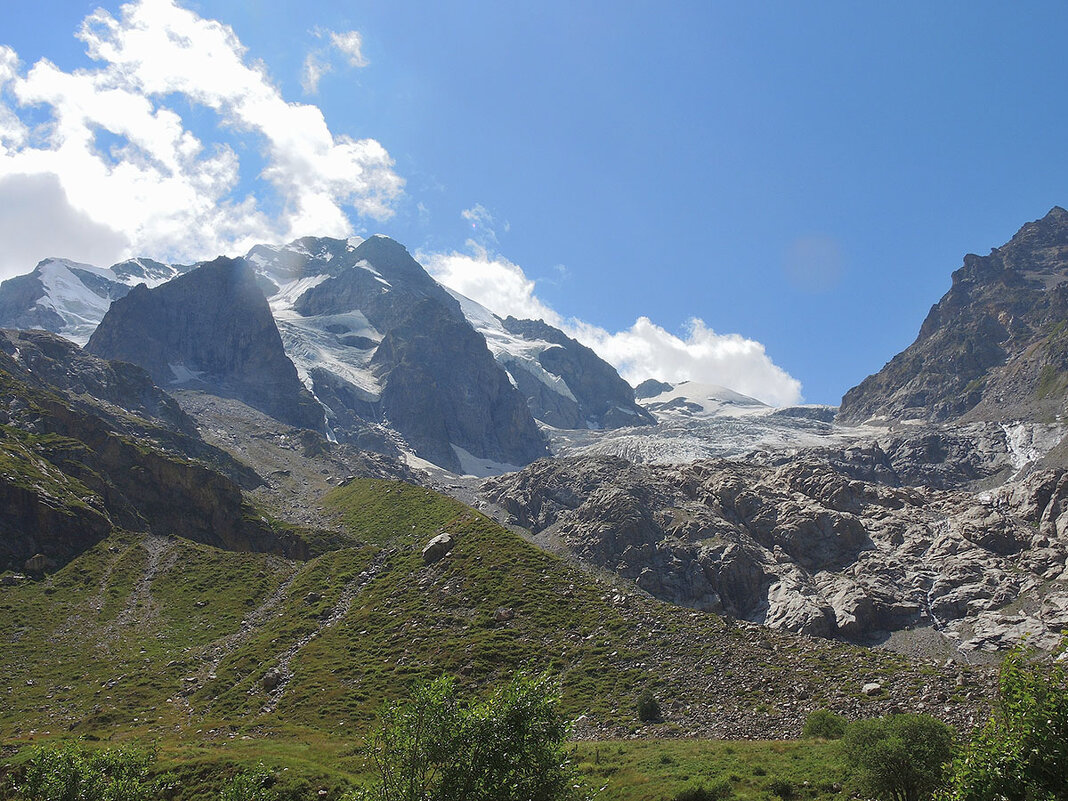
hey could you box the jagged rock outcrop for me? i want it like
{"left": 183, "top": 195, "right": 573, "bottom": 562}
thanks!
{"left": 840, "top": 207, "right": 1068, "bottom": 425}
{"left": 86, "top": 257, "right": 323, "bottom": 431}
{"left": 498, "top": 316, "right": 655, "bottom": 429}
{"left": 2, "top": 329, "right": 195, "bottom": 436}
{"left": 482, "top": 423, "right": 1068, "bottom": 651}
{"left": 284, "top": 236, "right": 548, "bottom": 471}
{"left": 370, "top": 299, "right": 548, "bottom": 470}
{"left": 0, "top": 331, "right": 306, "bottom": 571}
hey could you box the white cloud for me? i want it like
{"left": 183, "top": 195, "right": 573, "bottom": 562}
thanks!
{"left": 302, "top": 53, "right": 330, "bottom": 94}
{"left": 329, "top": 31, "right": 368, "bottom": 68}
{"left": 421, "top": 243, "right": 561, "bottom": 325}
{"left": 570, "top": 317, "right": 803, "bottom": 407}
{"left": 301, "top": 29, "right": 368, "bottom": 95}
{"left": 423, "top": 222, "right": 803, "bottom": 406}
{"left": 0, "top": 0, "right": 402, "bottom": 278}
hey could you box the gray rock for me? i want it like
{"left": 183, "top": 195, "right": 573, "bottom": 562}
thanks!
{"left": 262, "top": 669, "right": 282, "bottom": 693}
{"left": 480, "top": 433, "right": 1068, "bottom": 650}
{"left": 422, "top": 533, "right": 455, "bottom": 565}
{"left": 839, "top": 206, "right": 1068, "bottom": 426}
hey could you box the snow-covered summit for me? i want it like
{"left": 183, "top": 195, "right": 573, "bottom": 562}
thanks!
{"left": 0, "top": 256, "right": 186, "bottom": 345}
{"left": 640, "top": 381, "right": 768, "bottom": 419}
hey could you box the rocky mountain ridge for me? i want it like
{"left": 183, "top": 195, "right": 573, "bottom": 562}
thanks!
{"left": 0, "top": 235, "right": 652, "bottom": 473}
{"left": 0, "top": 328, "right": 309, "bottom": 573}
{"left": 840, "top": 206, "right": 1068, "bottom": 425}
{"left": 86, "top": 256, "right": 325, "bottom": 432}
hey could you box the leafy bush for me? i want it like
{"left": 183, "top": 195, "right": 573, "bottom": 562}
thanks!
{"left": 938, "top": 640, "right": 1068, "bottom": 800}
{"left": 636, "top": 688, "right": 661, "bottom": 723}
{"left": 356, "top": 671, "right": 587, "bottom": 801}
{"left": 14, "top": 743, "right": 172, "bottom": 801}
{"left": 802, "top": 708, "right": 846, "bottom": 739}
{"left": 842, "top": 713, "right": 954, "bottom": 801}
{"left": 672, "top": 777, "right": 733, "bottom": 801}
{"left": 218, "top": 766, "right": 275, "bottom": 801}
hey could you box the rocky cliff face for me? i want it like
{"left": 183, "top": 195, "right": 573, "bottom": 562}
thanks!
{"left": 498, "top": 316, "right": 655, "bottom": 429}
{"left": 281, "top": 236, "right": 548, "bottom": 471}
{"left": 0, "top": 331, "right": 307, "bottom": 572}
{"left": 482, "top": 422, "right": 1068, "bottom": 652}
{"left": 840, "top": 207, "right": 1068, "bottom": 425}
{"left": 86, "top": 257, "right": 323, "bottom": 431}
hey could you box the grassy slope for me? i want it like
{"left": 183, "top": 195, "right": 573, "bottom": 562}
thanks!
{"left": 0, "top": 478, "right": 982, "bottom": 799}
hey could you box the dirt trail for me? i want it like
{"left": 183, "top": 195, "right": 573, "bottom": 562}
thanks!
{"left": 258, "top": 548, "right": 395, "bottom": 713}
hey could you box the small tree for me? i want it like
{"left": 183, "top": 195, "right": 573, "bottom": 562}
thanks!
{"left": 842, "top": 713, "right": 954, "bottom": 801}
{"left": 802, "top": 708, "right": 846, "bottom": 740}
{"left": 636, "top": 688, "right": 661, "bottom": 723}
{"left": 938, "top": 640, "right": 1068, "bottom": 800}
{"left": 358, "top": 672, "right": 587, "bottom": 801}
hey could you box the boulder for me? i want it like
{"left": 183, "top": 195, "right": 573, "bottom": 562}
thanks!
{"left": 422, "top": 533, "right": 455, "bottom": 565}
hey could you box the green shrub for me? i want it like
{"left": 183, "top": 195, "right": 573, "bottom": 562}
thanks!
{"left": 802, "top": 708, "right": 846, "bottom": 739}
{"left": 843, "top": 713, "right": 954, "bottom": 801}
{"left": 218, "top": 766, "right": 274, "bottom": 801}
{"left": 636, "top": 688, "right": 661, "bottom": 723}
{"left": 671, "top": 777, "right": 733, "bottom": 801}
{"left": 14, "top": 743, "right": 172, "bottom": 801}
{"left": 767, "top": 778, "right": 794, "bottom": 799}
{"left": 939, "top": 639, "right": 1068, "bottom": 800}
{"left": 355, "top": 671, "right": 587, "bottom": 801}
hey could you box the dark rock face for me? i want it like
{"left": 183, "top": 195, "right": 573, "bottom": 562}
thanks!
{"left": 86, "top": 257, "right": 323, "bottom": 431}
{"left": 634, "top": 379, "right": 674, "bottom": 400}
{"left": 1, "top": 329, "right": 195, "bottom": 437}
{"left": 840, "top": 207, "right": 1068, "bottom": 424}
{"left": 293, "top": 236, "right": 548, "bottom": 471}
{"left": 370, "top": 300, "right": 548, "bottom": 471}
{"left": 0, "top": 332, "right": 306, "bottom": 572}
{"left": 500, "top": 317, "right": 655, "bottom": 429}
{"left": 294, "top": 236, "right": 458, "bottom": 329}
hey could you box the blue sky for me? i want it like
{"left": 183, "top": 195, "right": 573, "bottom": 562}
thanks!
{"left": 1, "top": 1, "right": 1066, "bottom": 405}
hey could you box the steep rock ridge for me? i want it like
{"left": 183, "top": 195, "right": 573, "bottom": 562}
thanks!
{"left": 482, "top": 422, "right": 1068, "bottom": 651}
{"left": 0, "top": 257, "right": 186, "bottom": 344}
{"left": 2, "top": 329, "right": 196, "bottom": 437}
{"left": 497, "top": 316, "right": 655, "bottom": 429}
{"left": 86, "top": 257, "right": 324, "bottom": 432}
{"left": 0, "top": 333, "right": 307, "bottom": 572}
{"left": 276, "top": 235, "right": 548, "bottom": 472}
{"left": 840, "top": 206, "right": 1068, "bottom": 424}
{"left": 370, "top": 299, "right": 549, "bottom": 470}
{"left": 449, "top": 291, "right": 654, "bottom": 430}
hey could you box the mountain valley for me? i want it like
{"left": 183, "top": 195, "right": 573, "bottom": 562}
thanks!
{"left": 3, "top": 208, "right": 1068, "bottom": 797}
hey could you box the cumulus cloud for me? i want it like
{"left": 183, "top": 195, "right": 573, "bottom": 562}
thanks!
{"left": 423, "top": 211, "right": 803, "bottom": 406}
{"left": 421, "top": 244, "right": 562, "bottom": 325}
{"left": 570, "top": 317, "right": 803, "bottom": 407}
{"left": 0, "top": 0, "right": 401, "bottom": 278}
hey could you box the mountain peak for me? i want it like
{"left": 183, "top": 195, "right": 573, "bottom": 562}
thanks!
{"left": 840, "top": 205, "right": 1068, "bottom": 424}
